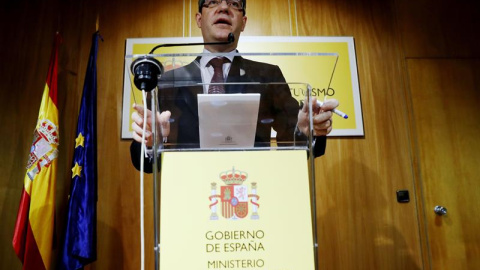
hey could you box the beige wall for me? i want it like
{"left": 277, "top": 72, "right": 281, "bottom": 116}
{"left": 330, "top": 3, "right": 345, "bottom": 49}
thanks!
{"left": 0, "top": 0, "right": 478, "bottom": 269}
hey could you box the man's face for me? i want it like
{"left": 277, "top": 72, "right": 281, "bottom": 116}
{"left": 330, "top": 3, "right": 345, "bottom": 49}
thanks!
{"left": 196, "top": 1, "right": 247, "bottom": 51}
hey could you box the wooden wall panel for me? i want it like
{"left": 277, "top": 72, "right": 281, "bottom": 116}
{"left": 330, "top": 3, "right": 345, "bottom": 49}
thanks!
{"left": 0, "top": 1, "right": 74, "bottom": 269}
{"left": 0, "top": 0, "right": 184, "bottom": 269}
{"left": 189, "top": 0, "right": 293, "bottom": 37}
{"left": 396, "top": 0, "right": 480, "bottom": 58}
{"left": 407, "top": 59, "right": 480, "bottom": 270}
{"left": 397, "top": 0, "right": 480, "bottom": 269}
{"left": 2, "top": 0, "right": 475, "bottom": 269}
{"left": 297, "top": 0, "right": 422, "bottom": 269}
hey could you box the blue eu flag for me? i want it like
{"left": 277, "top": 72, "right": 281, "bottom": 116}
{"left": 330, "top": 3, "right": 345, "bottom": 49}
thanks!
{"left": 61, "top": 31, "right": 101, "bottom": 269}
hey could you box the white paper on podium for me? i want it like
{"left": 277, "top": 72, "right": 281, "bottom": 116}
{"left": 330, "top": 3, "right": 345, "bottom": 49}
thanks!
{"left": 198, "top": 93, "right": 260, "bottom": 149}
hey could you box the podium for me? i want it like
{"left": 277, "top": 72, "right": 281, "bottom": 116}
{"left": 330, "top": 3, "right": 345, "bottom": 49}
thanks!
{"left": 126, "top": 52, "right": 338, "bottom": 269}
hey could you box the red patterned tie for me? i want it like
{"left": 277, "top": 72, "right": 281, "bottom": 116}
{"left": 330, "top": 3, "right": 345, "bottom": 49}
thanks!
{"left": 208, "top": 57, "right": 229, "bottom": 94}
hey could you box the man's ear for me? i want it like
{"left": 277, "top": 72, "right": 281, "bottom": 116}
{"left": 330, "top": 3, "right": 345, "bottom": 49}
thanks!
{"left": 196, "top": 13, "right": 202, "bottom": 28}
{"left": 241, "top": 16, "right": 248, "bottom": 32}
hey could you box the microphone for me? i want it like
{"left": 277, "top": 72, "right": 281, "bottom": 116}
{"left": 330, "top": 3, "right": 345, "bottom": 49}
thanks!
{"left": 130, "top": 33, "right": 235, "bottom": 92}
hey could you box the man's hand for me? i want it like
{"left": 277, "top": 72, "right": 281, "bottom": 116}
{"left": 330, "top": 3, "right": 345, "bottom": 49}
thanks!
{"left": 297, "top": 98, "right": 339, "bottom": 136}
{"left": 131, "top": 104, "right": 171, "bottom": 147}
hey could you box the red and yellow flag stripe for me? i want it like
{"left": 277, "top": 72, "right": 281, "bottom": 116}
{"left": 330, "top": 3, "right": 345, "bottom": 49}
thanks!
{"left": 13, "top": 33, "right": 61, "bottom": 270}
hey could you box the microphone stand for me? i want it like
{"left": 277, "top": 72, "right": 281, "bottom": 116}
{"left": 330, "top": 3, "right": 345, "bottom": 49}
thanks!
{"left": 151, "top": 89, "right": 160, "bottom": 270}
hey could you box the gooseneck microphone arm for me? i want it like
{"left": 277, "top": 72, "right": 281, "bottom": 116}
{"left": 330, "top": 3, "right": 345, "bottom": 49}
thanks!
{"left": 131, "top": 33, "right": 235, "bottom": 92}
{"left": 148, "top": 33, "right": 235, "bottom": 54}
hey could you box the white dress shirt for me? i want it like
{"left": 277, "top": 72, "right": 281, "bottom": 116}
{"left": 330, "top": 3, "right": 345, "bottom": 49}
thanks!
{"left": 199, "top": 49, "right": 236, "bottom": 93}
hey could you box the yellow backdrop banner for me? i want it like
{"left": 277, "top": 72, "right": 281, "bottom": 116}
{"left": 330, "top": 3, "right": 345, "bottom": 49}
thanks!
{"left": 122, "top": 36, "right": 363, "bottom": 139}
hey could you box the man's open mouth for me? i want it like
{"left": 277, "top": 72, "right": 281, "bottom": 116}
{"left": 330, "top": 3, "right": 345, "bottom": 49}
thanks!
{"left": 214, "top": 18, "right": 232, "bottom": 26}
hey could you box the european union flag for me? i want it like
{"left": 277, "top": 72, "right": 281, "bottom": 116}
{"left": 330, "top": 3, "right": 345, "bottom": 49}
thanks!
{"left": 61, "top": 31, "right": 101, "bottom": 270}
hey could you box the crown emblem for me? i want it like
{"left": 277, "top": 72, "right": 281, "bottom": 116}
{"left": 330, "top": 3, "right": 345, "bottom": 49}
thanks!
{"left": 38, "top": 119, "right": 59, "bottom": 145}
{"left": 220, "top": 167, "right": 247, "bottom": 185}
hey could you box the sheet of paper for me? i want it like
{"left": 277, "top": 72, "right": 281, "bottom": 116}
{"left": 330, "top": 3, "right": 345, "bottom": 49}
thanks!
{"left": 198, "top": 94, "right": 260, "bottom": 149}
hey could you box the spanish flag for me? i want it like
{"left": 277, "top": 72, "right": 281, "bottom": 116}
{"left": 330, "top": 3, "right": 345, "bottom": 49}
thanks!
{"left": 12, "top": 33, "right": 61, "bottom": 270}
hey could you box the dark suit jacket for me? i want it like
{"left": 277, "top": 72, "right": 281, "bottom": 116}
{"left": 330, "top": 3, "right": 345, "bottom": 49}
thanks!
{"left": 131, "top": 56, "right": 326, "bottom": 172}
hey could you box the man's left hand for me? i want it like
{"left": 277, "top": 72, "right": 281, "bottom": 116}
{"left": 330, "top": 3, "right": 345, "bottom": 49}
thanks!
{"left": 297, "top": 98, "right": 339, "bottom": 136}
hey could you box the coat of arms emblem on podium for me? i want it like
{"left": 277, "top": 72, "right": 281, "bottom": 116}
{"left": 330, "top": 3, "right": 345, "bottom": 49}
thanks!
{"left": 209, "top": 167, "right": 260, "bottom": 220}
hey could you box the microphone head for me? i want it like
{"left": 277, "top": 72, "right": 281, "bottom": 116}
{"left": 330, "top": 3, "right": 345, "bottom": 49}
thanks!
{"left": 130, "top": 56, "right": 164, "bottom": 92}
{"left": 227, "top": 33, "right": 235, "bottom": 43}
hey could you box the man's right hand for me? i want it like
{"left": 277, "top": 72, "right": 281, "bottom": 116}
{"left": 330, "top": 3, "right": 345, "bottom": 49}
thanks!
{"left": 131, "top": 104, "right": 171, "bottom": 147}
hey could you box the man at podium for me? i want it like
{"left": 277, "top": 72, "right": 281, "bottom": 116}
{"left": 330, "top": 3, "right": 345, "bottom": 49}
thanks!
{"left": 130, "top": 0, "right": 339, "bottom": 172}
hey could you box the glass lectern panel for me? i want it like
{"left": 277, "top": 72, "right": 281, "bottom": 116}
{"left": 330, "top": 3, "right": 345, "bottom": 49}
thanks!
{"left": 125, "top": 52, "right": 338, "bottom": 270}
{"left": 125, "top": 52, "right": 338, "bottom": 152}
